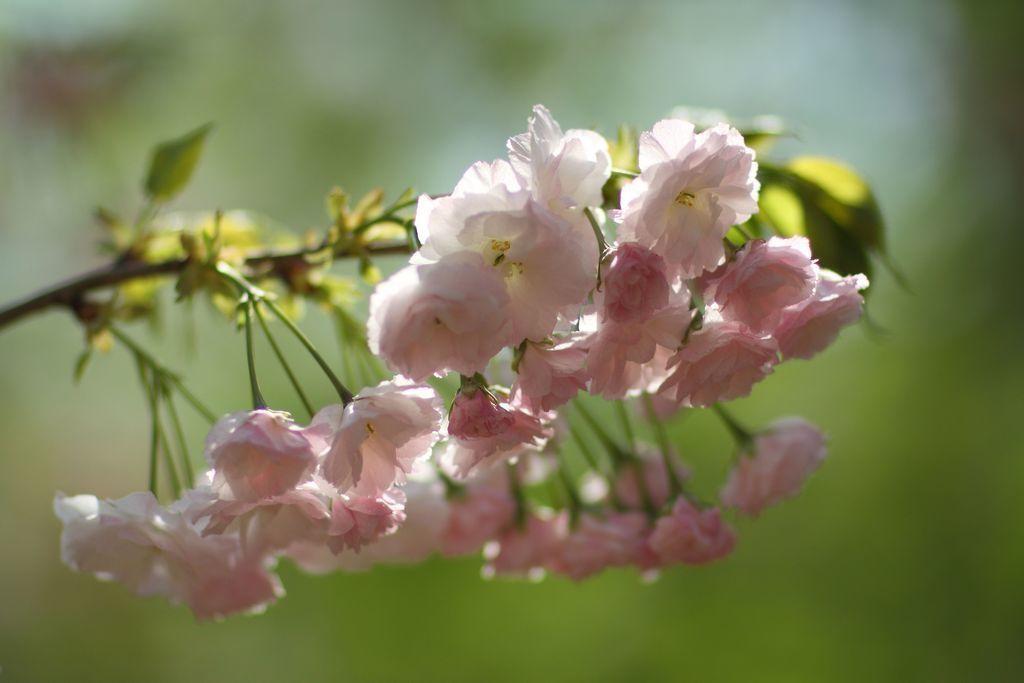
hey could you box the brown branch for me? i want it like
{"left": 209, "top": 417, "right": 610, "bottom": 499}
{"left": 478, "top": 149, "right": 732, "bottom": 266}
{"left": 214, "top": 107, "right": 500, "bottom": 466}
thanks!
{"left": 0, "top": 240, "right": 413, "bottom": 331}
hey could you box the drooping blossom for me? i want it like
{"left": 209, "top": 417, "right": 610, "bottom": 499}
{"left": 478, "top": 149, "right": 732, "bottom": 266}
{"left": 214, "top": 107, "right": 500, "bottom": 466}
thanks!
{"left": 774, "top": 269, "right": 869, "bottom": 360}
{"left": 368, "top": 251, "right": 512, "bottom": 380}
{"left": 327, "top": 488, "right": 406, "bottom": 553}
{"left": 443, "top": 391, "right": 552, "bottom": 477}
{"left": 440, "top": 468, "right": 517, "bottom": 556}
{"left": 317, "top": 379, "right": 443, "bottom": 496}
{"left": 512, "top": 337, "right": 588, "bottom": 412}
{"left": 703, "top": 236, "right": 816, "bottom": 331}
{"left": 507, "top": 104, "right": 611, "bottom": 211}
{"left": 613, "top": 444, "right": 689, "bottom": 511}
{"left": 203, "top": 409, "right": 319, "bottom": 502}
{"left": 414, "top": 159, "right": 595, "bottom": 342}
{"left": 600, "top": 242, "right": 672, "bottom": 324}
{"left": 720, "top": 418, "right": 827, "bottom": 516}
{"left": 584, "top": 301, "right": 693, "bottom": 399}
{"left": 648, "top": 497, "right": 736, "bottom": 566}
{"left": 484, "top": 511, "right": 568, "bottom": 579}
{"left": 615, "top": 119, "right": 759, "bottom": 278}
{"left": 54, "top": 491, "right": 282, "bottom": 620}
{"left": 287, "top": 469, "right": 450, "bottom": 573}
{"left": 548, "top": 511, "right": 656, "bottom": 581}
{"left": 657, "top": 308, "right": 778, "bottom": 408}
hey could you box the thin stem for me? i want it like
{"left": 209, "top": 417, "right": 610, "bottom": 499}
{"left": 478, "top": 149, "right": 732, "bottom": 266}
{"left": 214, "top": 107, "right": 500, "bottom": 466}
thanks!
{"left": 614, "top": 400, "right": 637, "bottom": 453}
{"left": 160, "top": 378, "right": 195, "bottom": 486}
{"left": 574, "top": 400, "right": 627, "bottom": 462}
{"left": 137, "top": 361, "right": 160, "bottom": 496}
{"left": 253, "top": 301, "right": 315, "bottom": 418}
{"left": 218, "top": 263, "right": 353, "bottom": 404}
{"left": 711, "top": 403, "right": 753, "bottom": 446}
{"left": 109, "top": 325, "right": 216, "bottom": 423}
{"left": 506, "top": 461, "right": 527, "bottom": 528}
{"left": 241, "top": 297, "right": 268, "bottom": 410}
{"left": 610, "top": 168, "right": 639, "bottom": 178}
{"left": 643, "top": 393, "right": 685, "bottom": 496}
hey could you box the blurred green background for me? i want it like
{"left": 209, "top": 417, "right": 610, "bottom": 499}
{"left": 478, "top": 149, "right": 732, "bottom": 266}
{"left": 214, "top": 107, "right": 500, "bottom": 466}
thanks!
{"left": 1, "top": 0, "right": 1022, "bottom": 680}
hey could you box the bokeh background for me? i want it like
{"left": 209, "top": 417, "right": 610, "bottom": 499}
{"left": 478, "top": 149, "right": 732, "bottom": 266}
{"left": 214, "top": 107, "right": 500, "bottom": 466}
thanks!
{"left": 1, "top": 0, "right": 1022, "bottom": 680}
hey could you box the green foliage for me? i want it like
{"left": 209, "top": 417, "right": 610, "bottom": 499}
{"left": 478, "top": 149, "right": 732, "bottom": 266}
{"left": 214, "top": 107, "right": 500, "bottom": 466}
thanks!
{"left": 757, "top": 158, "right": 886, "bottom": 279}
{"left": 144, "top": 123, "right": 214, "bottom": 202}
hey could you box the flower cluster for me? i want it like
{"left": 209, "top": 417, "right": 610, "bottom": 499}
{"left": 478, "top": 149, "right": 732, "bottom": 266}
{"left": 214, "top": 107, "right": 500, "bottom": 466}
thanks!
{"left": 55, "top": 105, "right": 869, "bottom": 619}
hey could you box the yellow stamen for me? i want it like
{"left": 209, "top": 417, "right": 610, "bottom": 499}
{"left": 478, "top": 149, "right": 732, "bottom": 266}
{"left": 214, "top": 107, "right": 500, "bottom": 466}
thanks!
{"left": 674, "top": 191, "right": 696, "bottom": 207}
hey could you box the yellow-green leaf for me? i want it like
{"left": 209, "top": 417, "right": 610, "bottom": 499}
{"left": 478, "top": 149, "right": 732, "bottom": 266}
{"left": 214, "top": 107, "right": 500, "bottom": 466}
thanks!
{"left": 144, "top": 123, "right": 214, "bottom": 202}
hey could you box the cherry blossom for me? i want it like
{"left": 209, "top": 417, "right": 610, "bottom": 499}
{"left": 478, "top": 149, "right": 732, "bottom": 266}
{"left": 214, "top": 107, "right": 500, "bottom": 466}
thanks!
{"left": 512, "top": 337, "right": 589, "bottom": 412}
{"left": 648, "top": 497, "right": 736, "bottom": 566}
{"left": 774, "top": 269, "right": 869, "bottom": 360}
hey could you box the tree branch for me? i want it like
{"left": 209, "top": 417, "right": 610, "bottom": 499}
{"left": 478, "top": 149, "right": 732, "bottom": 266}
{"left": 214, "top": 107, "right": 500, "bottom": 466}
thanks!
{"left": 0, "top": 240, "right": 412, "bottom": 331}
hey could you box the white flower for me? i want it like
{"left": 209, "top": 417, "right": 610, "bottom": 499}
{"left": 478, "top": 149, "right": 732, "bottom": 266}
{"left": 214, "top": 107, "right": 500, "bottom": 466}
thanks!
{"left": 507, "top": 104, "right": 611, "bottom": 211}
{"left": 415, "top": 159, "right": 595, "bottom": 342}
{"left": 318, "top": 378, "right": 444, "bottom": 496}
{"left": 616, "top": 119, "right": 759, "bottom": 278}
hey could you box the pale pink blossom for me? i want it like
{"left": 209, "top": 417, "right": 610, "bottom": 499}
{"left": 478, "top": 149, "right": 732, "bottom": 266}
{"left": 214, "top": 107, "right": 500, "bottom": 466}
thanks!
{"left": 613, "top": 445, "right": 688, "bottom": 511}
{"left": 318, "top": 379, "right": 443, "bottom": 496}
{"left": 600, "top": 242, "right": 671, "bottom": 324}
{"left": 484, "top": 511, "right": 568, "bottom": 579}
{"left": 648, "top": 497, "right": 736, "bottom": 566}
{"left": 774, "top": 269, "right": 869, "bottom": 360}
{"left": 443, "top": 393, "right": 552, "bottom": 478}
{"left": 368, "top": 251, "right": 512, "bottom": 380}
{"left": 327, "top": 488, "right": 406, "bottom": 553}
{"left": 287, "top": 470, "right": 450, "bottom": 572}
{"left": 720, "top": 418, "right": 827, "bottom": 516}
{"left": 615, "top": 120, "right": 759, "bottom": 278}
{"left": 507, "top": 104, "right": 611, "bottom": 211}
{"left": 584, "top": 300, "right": 693, "bottom": 399}
{"left": 203, "top": 409, "right": 318, "bottom": 502}
{"left": 414, "top": 159, "right": 595, "bottom": 342}
{"left": 548, "top": 511, "right": 655, "bottom": 581}
{"left": 54, "top": 491, "right": 282, "bottom": 620}
{"left": 512, "top": 337, "right": 588, "bottom": 412}
{"left": 441, "top": 469, "right": 517, "bottom": 556}
{"left": 657, "top": 308, "right": 778, "bottom": 407}
{"left": 703, "top": 236, "right": 816, "bottom": 331}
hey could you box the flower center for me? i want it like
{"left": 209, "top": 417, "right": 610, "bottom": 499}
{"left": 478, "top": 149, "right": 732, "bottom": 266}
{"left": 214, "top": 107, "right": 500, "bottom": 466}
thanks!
{"left": 674, "top": 190, "right": 696, "bottom": 208}
{"left": 365, "top": 422, "right": 376, "bottom": 435}
{"left": 490, "top": 239, "right": 511, "bottom": 266}
{"left": 504, "top": 261, "right": 525, "bottom": 278}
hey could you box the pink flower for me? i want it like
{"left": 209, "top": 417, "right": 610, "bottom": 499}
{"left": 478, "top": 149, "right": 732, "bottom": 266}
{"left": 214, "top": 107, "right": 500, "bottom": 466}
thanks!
{"left": 318, "top": 379, "right": 443, "bottom": 496}
{"left": 179, "top": 475, "right": 332, "bottom": 557}
{"left": 648, "top": 497, "right": 736, "bottom": 566}
{"left": 584, "top": 298, "right": 693, "bottom": 399}
{"left": 443, "top": 393, "right": 552, "bottom": 478}
{"left": 615, "top": 120, "right": 759, "bottom": 278}
{"left": 657, "top": 309, "right": 778, "bottom": 407}
{"left": 507, "top": 104, "right": 611, "bottom": 211}
{"left": 441, "top": 469, "right": 517, "bottom": 556}
{"left": 548, "top": 511, "right": 655, "bottom": 581}
{"left": 774, "top": 269, "right": 869, "bottom": 360}
{"left": 54, "top": 491, "right": 283, "bottom": 620}
{"left": 600, "top": 242, "right": 671, "bottom": 324}
{"left": 613, "top": 445, "right": 688, "bottom": 511}
{"left": 703, "top": 236, "right": 816, "bottom": 331}
{"left": 203, "top": 409, "right": 319, "bottom": 502}
{"left": 484, "top": 511, "right": 568, "bottom": 579}
{"left": 368, "top": 251, "right": 512, "bottom": 380}
{"left": 720, "top": 418, "right": 827, "bottom": 516}
{"left": 287, "top": 469, "right": 450, "bottom": 573}
{"left": 327, "top": 488, "right": 406, "bottom": 553}
{"left": 415, "top": 160, "right": 596, "bottom": 342}
{"left": 512, "top": 338, "right": 588, "bottom": 412}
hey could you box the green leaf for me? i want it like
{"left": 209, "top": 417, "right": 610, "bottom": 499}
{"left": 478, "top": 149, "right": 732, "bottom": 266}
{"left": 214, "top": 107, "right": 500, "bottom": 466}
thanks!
{"left": 73, "top": 348, "right": 93, "bottom": 384}
{"left": 144, "top": 123, "right": 214, "bottom": 202}
{"left": 785, "top": 156, "right": 886, "bottom": 254}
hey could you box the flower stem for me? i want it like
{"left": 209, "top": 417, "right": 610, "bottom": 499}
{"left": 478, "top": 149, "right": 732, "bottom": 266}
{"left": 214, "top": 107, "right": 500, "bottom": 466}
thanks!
{"left": 610, "top": 168, "right": 639, "bottom": 179}
{"left": 253, "top": 301, "right": 315, "bottom": 418}
{"left": 643, "top": 393, "right": 685, "bottom": 496}
{"left": 160, "top": 377, "right": 195, "bottom": 486}
{"left": 574, "top": 399, "right": 628, "bottom": 463}
{"left": 711, "top": 403, "right": 753, "bottom": 446}
{"left": 217, "top": 263, "right": 353, "bottom": 405}
{"left": 108, "top": 325, "right": 216, "bottom": 423}
{"left": 241, "top": 297, "right": 268, "bottom": 410}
